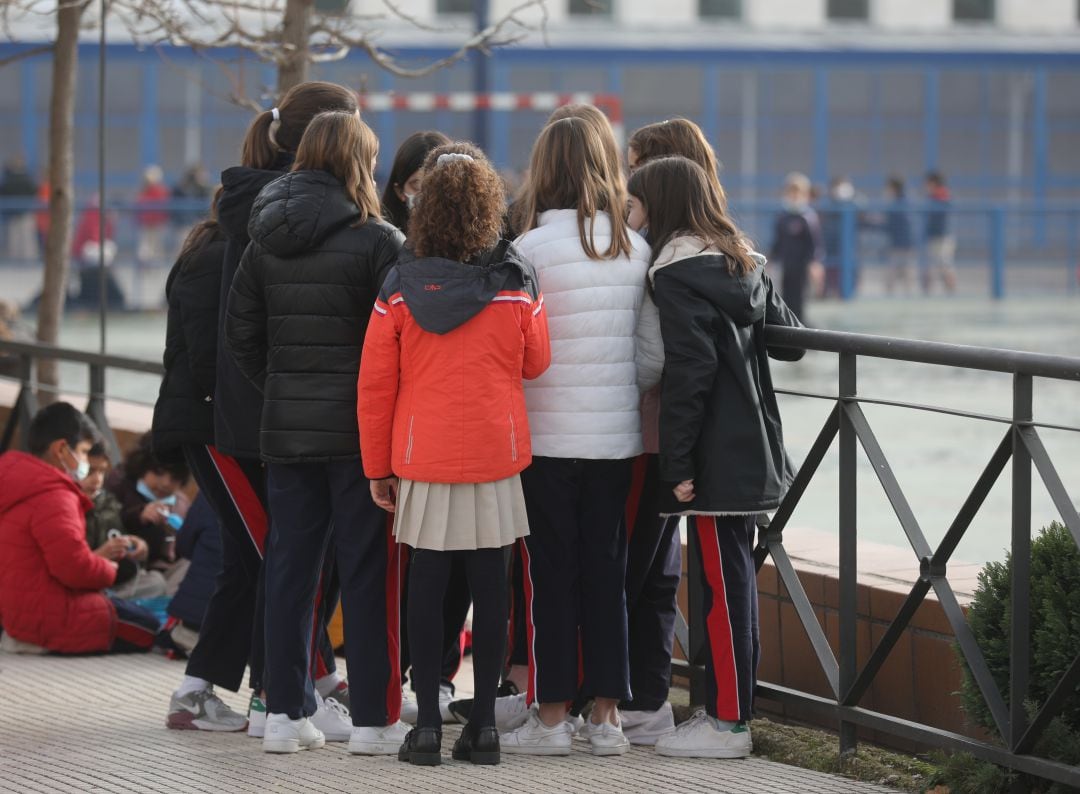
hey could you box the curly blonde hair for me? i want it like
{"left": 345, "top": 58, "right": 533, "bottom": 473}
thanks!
{"left": 408, "top": 142, "right": 506, "bottom": 262}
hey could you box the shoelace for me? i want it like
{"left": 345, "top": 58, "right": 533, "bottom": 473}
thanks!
{"left": 323, "top": 696, "right": 351, "bottom": 719}
{"left": 679, "top": 708, "right": 712, "bottom": 732}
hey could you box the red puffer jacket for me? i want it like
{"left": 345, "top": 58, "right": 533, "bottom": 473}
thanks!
{"left": 0, "top": 451, "right": 119, "bottom": 653}
{"left": 359, "top": 242, "right": 551, "bottom": 484}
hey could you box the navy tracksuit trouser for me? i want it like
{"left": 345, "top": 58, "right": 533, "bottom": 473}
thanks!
{"left": 520, "top": 456, "right": 632, "bottom": 705}
{"left": 689, "top": 515, "right": 760, "bottom": 722}
{"left": 264, "top": 461, "right": 401, "bottom": 726}
{"left": 181, "top": 446, "right": 338, "bottom": 693}
{"left": 621, "top": 454, "right": 682, "bottom": 712}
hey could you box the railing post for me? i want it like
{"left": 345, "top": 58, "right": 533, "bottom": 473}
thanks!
{"left": 838, "top": 352, "right": 858, "bottom": 755}
{"left": 86, "top": 363, "right": 121, "bottom": 465}
{"left": 990, "top": 207, "right": 1006, "bottom": 300}
{"left": 1, "top": 353, "right": 38, "bottom": 453}
{"left": 1009, "top": 374, "right": 1032, "bottom": 763}
{"left": 1068, "top": 209, "right": 1079, "bottom": 295}
{"left": 840, "top": 204, "right": 857, "bottom": 301}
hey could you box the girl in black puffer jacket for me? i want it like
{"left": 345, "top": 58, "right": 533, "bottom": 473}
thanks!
{"left": 226, "top": 110, "right": 407, "bottom": 756}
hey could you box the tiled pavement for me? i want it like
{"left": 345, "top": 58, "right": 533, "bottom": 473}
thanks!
{"left": 0, "top": 652, "right": 894, "bottom": 793}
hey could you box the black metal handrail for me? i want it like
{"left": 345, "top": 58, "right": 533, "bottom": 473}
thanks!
{"left": 3, "top": 330, "right": 1079, "bottom": 787}
{"left": 0, "top": 338, "right": 163, "bottom": 463}
{"left": 673, "top": 325, "right": 1080, "bottom": 791}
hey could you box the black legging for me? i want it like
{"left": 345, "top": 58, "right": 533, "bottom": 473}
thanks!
{"left": 408, "top": 546, "right": 509, "bottom": 730}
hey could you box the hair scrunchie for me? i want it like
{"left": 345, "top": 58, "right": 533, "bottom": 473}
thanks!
{"left": 268, "top": 107, "right": 282, "bottom": 149}
{"left": 436, "top": 152, "right": 474, "bottom": 166}
{"left": 270, "top": 107, "right": 281, "bottom": 121}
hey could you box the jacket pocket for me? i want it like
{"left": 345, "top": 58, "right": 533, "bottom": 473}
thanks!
{"left": 509, "top": 411, "right": 518, "bottom": 462}
{"left": 405, "top": 415, "right": 416, "bottom": 465}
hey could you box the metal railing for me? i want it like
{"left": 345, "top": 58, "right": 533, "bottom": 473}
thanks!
{"left": 673, "top": 327, "right": 1080, "bottom": 790}
{"left": 0, "top": 339, "right": 163, "bottom": 464}
{"left": 3, "top": 332, "right": 1080, "bottom": 786}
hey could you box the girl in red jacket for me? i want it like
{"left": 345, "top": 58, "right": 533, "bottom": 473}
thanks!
{"left": 359, "top": 143, "right": 551, "bottom": 766}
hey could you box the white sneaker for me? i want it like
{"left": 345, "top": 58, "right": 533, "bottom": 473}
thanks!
{"left": 500, "top": 709, "right": 573, "bottom": 756}
{"left": 400, "top": 687, "right": 418, "bottom": 725}
{"left": 438, "top": 683, "right": 455, "bottom": 723}
{"left": 247, "top": 693, "right": 267, "bottom": 738}
{"left": 310, "top": 692, "right": 352, "bottom": 741}
{"left": 566, "top": 712, "right": 586, "bottom": 734}
{"left": 263, "top": 714, "right": 326, "bottom": 754}
{"left": 654, "top": 710, "right": 752, "bottom": 759}
{"left": 578, "top": 715, "right": 631, "bottom": 756}
{"left": 348, "top": 720, "right": 411, "bottom": 755}
{"left": 494, "top": 692, "right": 531, "bottom": 731}
{"left": 620, "top": 702, "right": 676, "bottom": 746}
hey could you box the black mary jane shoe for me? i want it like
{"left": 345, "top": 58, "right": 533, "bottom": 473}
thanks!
{"left": 398, "top": 727, "right": 442, "bottom": 766}
{"left": 452, "top": 724, "right": 501, "bottom": 765}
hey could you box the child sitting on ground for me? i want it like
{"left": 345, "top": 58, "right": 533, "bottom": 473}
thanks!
{"left": 81, "top": 441, "right": 166, "bottom": 598}
{"left": 105, "top": 432, "right": 191, "bottom": 593}
{"left": 0, "top": 403, "right": 159, "bottom": 654}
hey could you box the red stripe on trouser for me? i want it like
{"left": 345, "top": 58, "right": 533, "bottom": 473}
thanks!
{"left": 206, "top": 445, "right": 268, "bottom": 556}
{"left": 519, "top": 537, "right": 538, "bottom": 706}
{"left": 624, "top": 454, "right": 648, "bottom": 543}
{"left": 384, "top": 515, "right": 403, "bottom": 723}
{"left": 115, "top": 618, "right": 155, "bottom": 649}
{"left": 695, "top": 516, "right": 741, "bottom": 721}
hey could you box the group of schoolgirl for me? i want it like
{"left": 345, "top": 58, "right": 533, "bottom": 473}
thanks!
{"left": 153, "top": 78, "right": 804, "bottom": 767}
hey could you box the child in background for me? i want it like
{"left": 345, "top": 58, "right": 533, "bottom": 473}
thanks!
{"left": 80, "top": 442, "right": 165, "bottom": 598}
{"left": 106, "top": 432, "right": 190, "bottom": 585}
{"left": 769, "top": 172, "right": 822, "bottom": 324}
{"left": 627, "top": 156, "right": 804, "bottom": 759}
{"left": 923, "top": 170, "right": 957, "bottom": 294}
{"left": 0, "top": 403, "right": 157, "bottom": 655}
{"left": 881, "top": 176, "right": 915, "bottom": 295}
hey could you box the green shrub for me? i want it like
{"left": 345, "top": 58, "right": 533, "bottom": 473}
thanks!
{"left": 960, "top": 521, "right": 1080, "bottom": 734}
{"left": 940, "top": 521, "right": 1080, "bottom": 794}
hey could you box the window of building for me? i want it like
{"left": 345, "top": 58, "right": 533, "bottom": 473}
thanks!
{"left": 699, "top": 0, "right": 741, "bottom": 20}
{"left": 569, "top": 0, "right": 612, "bottom": 17}
{"left": 313, "top": 0, "right": 350, "bottom": 15}
{"left": 953, "top": 0, "right": 995, "bottom": 22}
{"left": 826, "top": 0, "right": 869, "bottom": 21}
{"left": 436, "top": 0, "right": 473, "bottom": 13}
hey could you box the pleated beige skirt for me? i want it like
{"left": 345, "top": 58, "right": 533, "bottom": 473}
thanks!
{"left": 393, "top": 475, "right": 530, "bottom": 551}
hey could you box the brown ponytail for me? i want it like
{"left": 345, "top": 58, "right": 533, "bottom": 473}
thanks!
{"left": 239, "top": 81, "right": 359, "bottom": 169}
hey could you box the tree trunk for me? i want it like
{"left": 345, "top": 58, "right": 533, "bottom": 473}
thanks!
{"left": 278, "top": 0, "right": 313, "bottom": 94}
{"left": 35, "top": 1, "right": 83, "bottom": 403}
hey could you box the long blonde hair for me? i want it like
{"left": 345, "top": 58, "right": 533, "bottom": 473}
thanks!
{"left": 293, "top": 111, "right": 381, "bottom": 224}
{"left": 517, "top": 116, "right": 631, "bottom": 260}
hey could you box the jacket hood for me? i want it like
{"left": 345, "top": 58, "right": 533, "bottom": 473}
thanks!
{"left": 0, "top": 451, "right": 93, "bottom": 515}
{"left": 650, "top": 237, "right": 769, "bottom": 327}
{"left": 246, "top": 170, "right": 361, "bottom": 258}
{"left": 395, "top": 240, "right": 537, "bottom": 335}
{"left": 218, "top": 156, "right": 293, "bottom": 241}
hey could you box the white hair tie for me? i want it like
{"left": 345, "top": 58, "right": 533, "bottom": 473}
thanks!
{"left": 436, "top": 152, "right": 474, "bottom": 166}
{"left": 270, "top": 107, "right": 280, "bottom": 121}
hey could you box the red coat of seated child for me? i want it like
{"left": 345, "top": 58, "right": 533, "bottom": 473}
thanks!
{"left": 0, "top": 451, "right": 121, "bottom": 653}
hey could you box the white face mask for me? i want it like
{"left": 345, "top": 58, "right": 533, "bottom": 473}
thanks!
{"left": 404, "top": 192, "right": 419, "bottom": 212}
{"left": 63, "top": 444, "right": 90, "bottom": 482}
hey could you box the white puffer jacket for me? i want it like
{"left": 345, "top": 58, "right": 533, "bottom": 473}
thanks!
{"left": 515, "top": 209, "right": 661, "bottom": 459}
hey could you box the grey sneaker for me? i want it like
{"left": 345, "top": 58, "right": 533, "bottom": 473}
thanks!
{"left": 167, "top": 688, "right": 248, "bottom": 732}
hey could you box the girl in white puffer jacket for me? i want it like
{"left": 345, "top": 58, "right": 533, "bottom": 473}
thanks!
{"left": 500, "top": 113, "right": 663, "bottom": 759}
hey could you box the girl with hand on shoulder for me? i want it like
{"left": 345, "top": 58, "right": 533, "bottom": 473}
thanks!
{"left": 627, "top": 155, "right": 804, "bottom": 760}
{"left": 359, "top": 143, "right": 550, "bottom": 766}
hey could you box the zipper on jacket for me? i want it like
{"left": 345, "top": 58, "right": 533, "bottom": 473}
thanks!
{"left": 509, "top": 412, "right": 518, "bottom": 462}
{"left": 405, "top": 415, "right": 415, "bottom": 465}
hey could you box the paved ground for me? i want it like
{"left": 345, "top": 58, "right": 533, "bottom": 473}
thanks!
{"left": 0, "top": 651, "right": 894, "bottom": 794}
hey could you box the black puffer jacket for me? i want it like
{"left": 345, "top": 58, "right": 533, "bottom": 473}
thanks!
{"left": 152, "top": 230, "right": 226, "bottom": 459}
{"left": 213, "top": 158, "right": 292, "bottom": 459}
{"left": 653, "top": 250, "right": 804, "bottom": 516}
{"left": 225, "top": 170, "right": 404, "bottom": 463}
